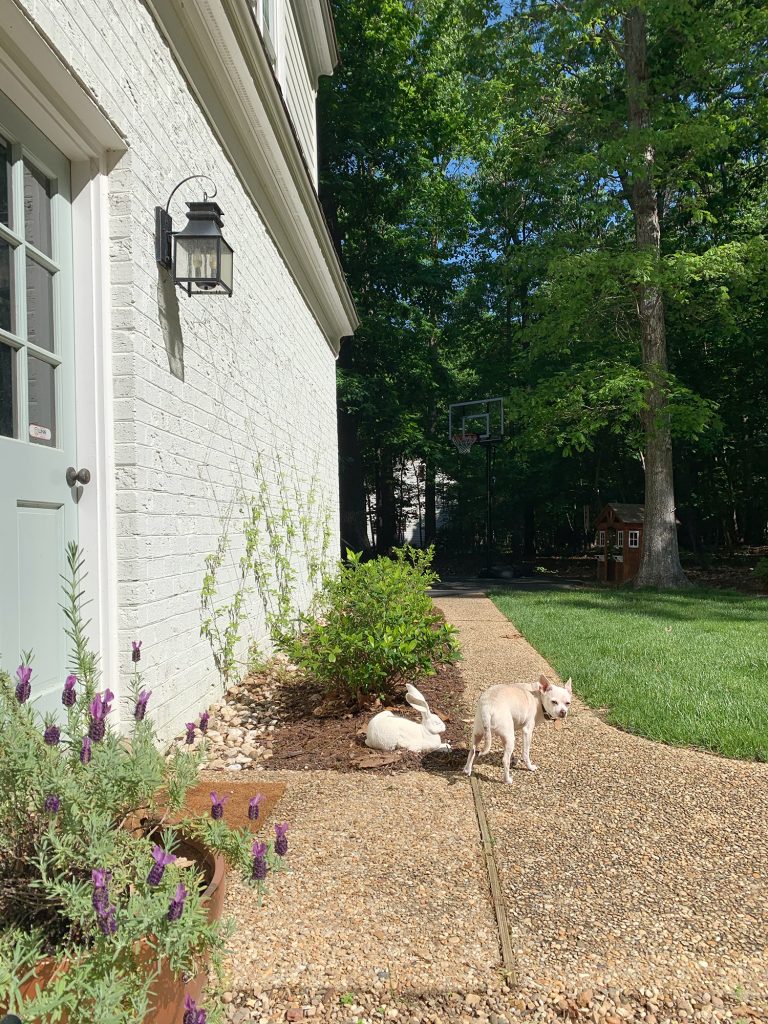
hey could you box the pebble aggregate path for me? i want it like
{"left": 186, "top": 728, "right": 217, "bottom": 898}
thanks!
{"left": 195, "top": 594, "right": 768, "bottom": 1023}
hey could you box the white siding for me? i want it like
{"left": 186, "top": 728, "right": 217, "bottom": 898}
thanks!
{"left": 16, "top": 0, "right": 340, "bottom": 741}
{"left": 283, "top": 1, "right": 318, "bottom": 186}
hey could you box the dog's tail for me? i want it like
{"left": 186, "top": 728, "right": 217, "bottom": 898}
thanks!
{"left": 479, "top": 704, "right": 493, "bottom": 756}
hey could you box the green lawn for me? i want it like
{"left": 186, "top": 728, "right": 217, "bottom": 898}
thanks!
{"left": 490, "top": 587, "right": 768, "bottom": 761}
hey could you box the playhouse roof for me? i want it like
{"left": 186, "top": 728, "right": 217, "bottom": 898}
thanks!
{"left": 597, "top": 502, "right": 645, "bottom": 524}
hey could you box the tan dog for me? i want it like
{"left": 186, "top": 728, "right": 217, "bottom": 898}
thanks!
{"left": 462, "top": 674, "right": 572, "bottom": 784}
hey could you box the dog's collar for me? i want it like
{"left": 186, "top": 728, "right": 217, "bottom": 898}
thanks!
{"left": 541, "top": 707, "right": 556, "bottom": 722}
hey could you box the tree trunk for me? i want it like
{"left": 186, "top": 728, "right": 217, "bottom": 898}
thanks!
{"left": 424, "top": 461, "right": 437, "bottom": 546}
{"left": 375, "top": 451, "right": 396, "bottom": 555}
{"left": 337, "top": 339, "right": 370, "bottom": 555}
{"left": 624, "top": 7, "right": 689, "bottom": 588}
{"left": 522, "top": 501, "right": 536, "bottom": 559}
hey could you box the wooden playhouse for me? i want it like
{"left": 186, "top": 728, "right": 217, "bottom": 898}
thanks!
{"left": 594, "top": 503, "right": 645, "bottom": 583}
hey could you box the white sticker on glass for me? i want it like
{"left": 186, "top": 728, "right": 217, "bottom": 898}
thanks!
{"left": 29, "top": 424, "right": 52, "bottom": 441}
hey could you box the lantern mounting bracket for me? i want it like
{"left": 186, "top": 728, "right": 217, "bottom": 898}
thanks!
{"left": 155, "top": 175, "right": 219, "bottom": 269}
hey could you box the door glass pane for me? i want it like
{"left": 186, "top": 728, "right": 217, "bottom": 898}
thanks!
{"left": 26, "top": 257, "right": 54, "bottom": 351}
{"left": 0, "top": 239, "right": 14, "bottom": 333}
{"left": 23, "top": 159, "right": 52, "bottom": 256}
{"left": 27, "top": 354, "right": 56, "bottom": 446}
{"left": 0, "top": 136, "right": 10, "bottom": 227}
{"left": 0, "top": 341, "right": 16, "bottom": 437}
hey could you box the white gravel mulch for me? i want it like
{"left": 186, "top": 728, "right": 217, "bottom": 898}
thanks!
{"left": 205, "top": 592, "right": 767, "bottom": 1024}
{"left": 216, "top": 768, "right": 500, "bottom": 1023}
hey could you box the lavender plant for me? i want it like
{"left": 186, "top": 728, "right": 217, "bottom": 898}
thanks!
{"left": 0, "top": 544, "right": 288, "bottom": 1024}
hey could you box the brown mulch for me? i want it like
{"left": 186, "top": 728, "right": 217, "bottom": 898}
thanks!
{"left": 265, "top": 660, "right": 468, "bottom": 774}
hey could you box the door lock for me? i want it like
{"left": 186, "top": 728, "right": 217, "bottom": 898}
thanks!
{"left": 66, "top": 467, "right": 91, "bottom": 487}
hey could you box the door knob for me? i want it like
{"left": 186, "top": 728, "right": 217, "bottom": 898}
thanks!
{"left": 66, "top": 467, "right": 91, "bottom": 487}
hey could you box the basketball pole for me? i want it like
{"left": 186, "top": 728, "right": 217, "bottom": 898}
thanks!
{"left": 488, "top": 442, "right": 494, "bottom": 573}
{"left": 448, "top": 398, "right": 504, "bottom": 577}
{"left": 480, "top": 440, "right": 495, "bottom": 577}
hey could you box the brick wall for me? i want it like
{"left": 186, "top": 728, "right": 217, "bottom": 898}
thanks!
{"left": 20, "top": 0, "right": 340, "bottom": 740}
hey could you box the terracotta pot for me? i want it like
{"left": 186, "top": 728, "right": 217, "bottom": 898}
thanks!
{"left": 10, "top": 838, "right": 227, "bottom": 1024}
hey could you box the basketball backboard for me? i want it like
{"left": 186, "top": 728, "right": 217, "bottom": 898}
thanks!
{"left": 448, "top": 397, "right": 504, "bottom": 446}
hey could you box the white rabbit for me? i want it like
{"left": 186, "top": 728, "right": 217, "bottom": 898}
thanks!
{"left": 364, "top": 683, "right": 451, "bottom": 753}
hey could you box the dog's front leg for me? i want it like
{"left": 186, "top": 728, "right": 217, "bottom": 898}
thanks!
{"left": 521, "top": 724, "right": 537, "bottom": 772}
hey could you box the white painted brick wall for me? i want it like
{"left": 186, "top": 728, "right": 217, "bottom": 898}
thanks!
{"left": 20, "top": 0, "right": 340, "bottom": 741}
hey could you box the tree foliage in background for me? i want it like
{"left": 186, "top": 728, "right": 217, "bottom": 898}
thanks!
{"left": 320, "top": 0, "right": 768, "bottom": 577}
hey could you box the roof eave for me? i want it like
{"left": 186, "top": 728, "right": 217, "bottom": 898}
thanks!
{"left": 294, "top": 0, "right": 340, "bottom": 86}
{"left": 144, "top": 0, "right": 358, "bottom": 353}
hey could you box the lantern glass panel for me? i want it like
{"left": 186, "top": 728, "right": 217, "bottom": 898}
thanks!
{"left": 175, "top": 235, "right": 220, "bottom": 285}
{"left": 220, "top": 239, "right": 233, "bottom": 293}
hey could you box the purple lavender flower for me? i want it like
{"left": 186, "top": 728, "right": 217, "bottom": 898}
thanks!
{"left": 89, "top": 693, "right": 105, "bottom": 720}
{"left": 209, "top": 791, "right": 228, "bottom": 820}
{"left": 62, "top": 674, "right": 77, "bottom": 708}
{"left": 131, "top": 640, "right": 142, "bottom": 663}
{"left": 91, "top": 868, "right": 111, "bottom": 914}
{"left": 183, "top": 995, "right": 207, "bottom": 1024}
{"left": 44, "top": 794, "right": 60, "bottom": 814}
{"left": 199, "top": 710, "right": 210, "bottom": 734}
{"left": 274, "top": 822, "right": 289, "bottom": 858}
{"left": 147, "top": 845, "right": 177, "bottom": 887}
{"left": 80, "top": 735, "right": 92, "bottom": 765}
{"left": 98, "top": 905, "right": 117, "bottom": 935}
{"left": 43, "top": 723, "right": 61, "bottom": 746}
{"left": 248, "top": 794, "right": 264, "bottom": 822}
{"left": 185, "top": 722, "right": 196, "bottom": 745}
{"left": 167, "top": 882, "right": 187, "bottom": 922}
{"left": 91, "top": 865, "right": 117, "bottom": 935}
{"left": 91, "top": 868, "right": 110, "bottom": 891}
{"left": 88, "top": 712, "right": 105, "bottom": 742}
{"left": 251, "top": 840, "right": 269, "bottom": 882}
{"left": 88, "top": 689, "right": 114, "bottom": 741}
{"left": 182, "top": 996, "right": 196, "bottom": 1024}
{"left": 15, "top": 664, "right": 32, "bottom": 703}
{"left": 134, "top": 689, "right": 151, "bottom": 722}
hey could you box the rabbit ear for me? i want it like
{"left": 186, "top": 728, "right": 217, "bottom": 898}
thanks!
{"left": 405, "top": 684, "right": 430, "bottom": 717}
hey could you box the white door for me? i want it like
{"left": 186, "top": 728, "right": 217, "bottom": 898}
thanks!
{"left": 0, "top": 92, "right": 77, "bottom": 713}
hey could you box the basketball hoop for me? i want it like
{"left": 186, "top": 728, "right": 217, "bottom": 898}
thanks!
{"left": 452, "top": 432, "right": 479, "bottom": 454}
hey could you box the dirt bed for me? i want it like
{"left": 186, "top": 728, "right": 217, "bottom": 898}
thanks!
{"left": 179, "top": 659, "right": 469, "bottom": 776}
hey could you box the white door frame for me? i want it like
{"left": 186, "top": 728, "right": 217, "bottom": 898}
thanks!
{"left": 0, "top": 0, "right": 127, "bottom": 695}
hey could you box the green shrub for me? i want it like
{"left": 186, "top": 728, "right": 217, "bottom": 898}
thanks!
{"left": 755, "top": 558, "right": 768, "bottom": 590}
{"left": 278, "top": 546, "right": 459, "bottom": 699}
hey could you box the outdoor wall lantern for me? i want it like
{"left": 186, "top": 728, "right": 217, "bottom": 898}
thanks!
{"left": 155, "top": 175, "right": 234, "bottom": 296}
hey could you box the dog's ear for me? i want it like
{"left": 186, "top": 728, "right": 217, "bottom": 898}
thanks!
{"left": 538, "top": 674, "right": 551, "bottom": 692}
{"left": 564, "top": 677, "right": 573, "bottom": 693}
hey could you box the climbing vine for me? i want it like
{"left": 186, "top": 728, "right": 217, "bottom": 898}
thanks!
{"left": 199, "top": 453, "right": 334, "bottom": 685}
{"left": 199, "top": 504, "right": 250, "bottom": 686}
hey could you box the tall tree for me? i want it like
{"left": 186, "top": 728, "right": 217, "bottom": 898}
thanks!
{"left": 623, "top": 5, "right": 687, "bottom": 586}
{"left": 319, "top": 0, "right": 492, "bottom": 552}
{"left": 321, "top": 0, "right": 768, "bottom": 567}
{"left": 476, "top": 0, "right": 768, "bottom": 584}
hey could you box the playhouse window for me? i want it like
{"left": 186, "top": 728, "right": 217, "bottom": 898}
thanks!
{"left": 598, "top": 530, "right": 605, "bottom": 547}
{"left": 617, "top": 531, "right": 624, "bottom": 549}
{"left": 628, "top": 530, "right": 640, "bottom": 548}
